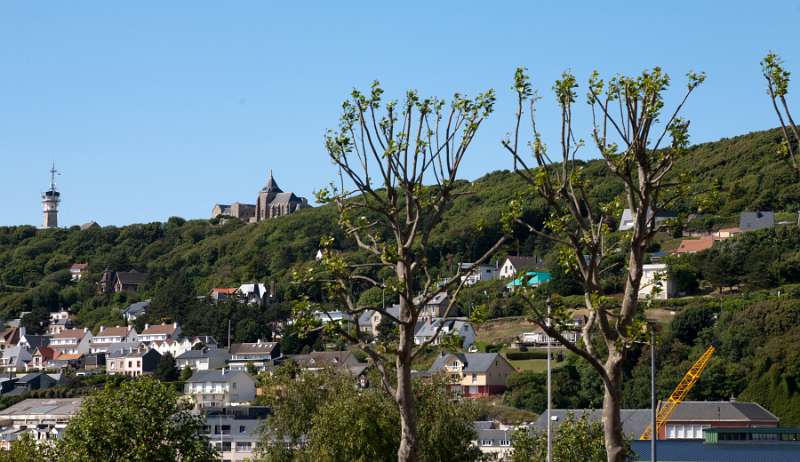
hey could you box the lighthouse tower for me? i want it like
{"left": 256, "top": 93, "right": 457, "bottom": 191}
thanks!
{"left": 41, "top": 163, "right": 61, "bottom": 229}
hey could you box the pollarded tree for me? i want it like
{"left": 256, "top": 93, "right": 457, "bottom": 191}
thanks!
{"left": 56, "top": 377, "right": 218, "bottom": 462}
{"left": 305, "top": 82, "right": 506, "bottom": 462}
{"left": 762, "top": 52, "right": 800, "bottom": 177}
{"left": 503, "top": 67, "right": 703, "bottom": 461}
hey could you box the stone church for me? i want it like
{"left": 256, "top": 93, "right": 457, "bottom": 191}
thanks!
{"left": 212, "top": 170, "right": 310, "bottom": 222}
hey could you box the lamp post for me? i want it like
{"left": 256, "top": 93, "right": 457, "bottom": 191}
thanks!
{"left": 650, "top": 323, "right": 657, "bottom": 462}
{"left": 546, "top": 298, "right": 552, "bottom": 462}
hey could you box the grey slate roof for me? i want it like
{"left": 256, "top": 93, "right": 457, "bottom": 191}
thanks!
{"left": 187, "top": 370, "right": 250, "bottom": 383}
{"left": 21, "top": 335, "right": 50, "bottom": 349}
{"left": 668, "top": 401, "right": 778, "bottom": 422}
{"left": 429, "top": 352, "right": 504, "bottom": 373}
{"left": 177, "top": 348, "right": 230, "bottom": 361}
{"left": 533, "top": 409, "right": 651, "bottom": 439}
{"left": 123, "top": 299, "right": 151, "bottom": 316}
{"left": 116, "top": 271, "right": 147, "bottom": 286}
{"left": 739, "top": 211, "right": 775, "bottom": 231}
{"left": 505, "top": 256, "right": 541, "bottom": 271}
{"left": 416, "top": 318, "right": 471, "bottom": 336}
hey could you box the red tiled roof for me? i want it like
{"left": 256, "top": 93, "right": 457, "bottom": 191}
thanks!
{"left": 53, "top": 328, "right": 88, "bottom": 339}
{"left": 141, "top": 323, "right": 178, "bottom": 335}
{"left": 54, "top": 353, "right": 82, "bottom": 360}
{"left": 674, "top": 236, "right": 714, "bottom": 254}
{"left": 211, "top": 288, "right": 238, "bottom": 295}
{"left": 94, "top": 326, "right": 131, "bottom": 338}
{"left": 34, "top": 346, "right": 55, "bottom": 360}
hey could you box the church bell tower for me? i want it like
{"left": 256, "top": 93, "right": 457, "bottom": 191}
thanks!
{"left": 42, "top": 163, "right": 61, "bottom": 229}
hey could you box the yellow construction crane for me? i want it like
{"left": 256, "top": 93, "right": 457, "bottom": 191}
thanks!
{"left": 640, "top": 344, "right": 716, "bottom": 440}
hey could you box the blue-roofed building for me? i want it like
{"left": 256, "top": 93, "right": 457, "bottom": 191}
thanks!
{"left": 506, "top": 271, "right": 552, "bottom": 292}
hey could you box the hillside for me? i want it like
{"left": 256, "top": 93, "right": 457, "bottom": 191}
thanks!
{"left": 1, "top": 127, "right": 798, "bottom": 325}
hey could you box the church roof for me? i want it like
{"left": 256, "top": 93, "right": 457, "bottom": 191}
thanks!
{"left": 261, "top": 170, "right": 283, "bottom": 194}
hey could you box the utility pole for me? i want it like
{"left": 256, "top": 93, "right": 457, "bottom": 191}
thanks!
{"left": 651, "top": 324, "right": 657, "bottom": 462}
{"left": 546, "top": 299, "right": 552, "bottom": 462}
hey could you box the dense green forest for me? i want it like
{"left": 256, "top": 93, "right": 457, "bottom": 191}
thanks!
{"left": 1, "top": 127, "right": 800, "bottom": 425}
{"left": 1, "top": 127, "right": 797, "bottom": 325}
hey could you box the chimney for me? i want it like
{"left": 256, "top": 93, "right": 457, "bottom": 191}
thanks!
{"left": 145, "top": 324, "right": 150, "bottom": 331}
{"left": 173, "top": 322, "right": 178, "bottom": 329}
{"left": 99, "top": 326, "right": 105, "bottom": 332}
{"left": 83, "top": 328, "right": 88, "bottom": 333}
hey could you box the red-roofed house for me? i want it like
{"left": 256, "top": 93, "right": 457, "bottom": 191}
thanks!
{"left": 0, "top": 327, "right": 20, "bottom": 351}
{"left": 674, "top": 236, "right": 715, "bottom": 254}
{"left": 27, "top": 346, "right": 56, "bottom": 371}
{"left": 209, "top": 288, "right": 238, "bottom": 302}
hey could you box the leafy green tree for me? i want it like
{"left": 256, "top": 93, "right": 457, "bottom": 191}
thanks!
{"left": 258, "top": 366, "right": 480, "bottom": 462}
{"left": 503, "top": 67, "right": 704, "bottom": 462}
{"left": 510, "top": 413, "right": 631, "bottom": 462}
{"left": 0, "top": 433, "right": 54, "bottom": 462}
{"left": 376, "top": 316, "right": 397, "bottom": 343}
{"left": 308, "top": 81, "right": 504, "bottom": 462}
{"left": 155, "top": 352, "right": 179, "bottom": 382}
{"left": 670, "top": 304, "right": 718, "bottom": 344}
{"left": 56, "top": 377, "right": 218, "bottom": 461}
{"left": 762, "top": 52, "right": 799, "bottom": 177}
{"left": 180, "top": 365, "right": 194, "bottom": 381}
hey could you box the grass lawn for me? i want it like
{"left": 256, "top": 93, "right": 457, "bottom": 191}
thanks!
{"left": 474, "top": 396, "right": 538, "bottom": 425}
{"left": 475, "top": 317, "right": 538, "bottom": 345}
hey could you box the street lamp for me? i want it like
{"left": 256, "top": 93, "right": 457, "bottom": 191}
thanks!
{"left": 649, "top": 323, "right": 657, "bottom": 462}
{"left": 546, "top": 298, "right": 552, "bottom": 462}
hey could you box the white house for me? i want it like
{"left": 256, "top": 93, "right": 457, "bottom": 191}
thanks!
{"left": 473, "top": 421, "right": 515, "bottom": 461}
{"left": 414, "top": 318, "right": 476, "bottom": 349}
{"left": 227, "top": 340, "right": 281, "bottom": 371}
{"left": 138, "top": 323, "right": 181, "bottom": 343}
{"left": 237, "top": 283, "right": 270, "bottom": 305}
{"left": 0, "top": 398, "right": 84, "bottom": 450}
{"left": 618, "top": 208, "right": 677, "bottom": 232}
{"left": 459, "top": 263, "right": 498, "bottom": 286}
{"left": 49, "top": 328, "right": 92, "bottom": 357}
{"left": 518, "top": 328, "right": 579, "bottom": 346}
{"left": 638, "top": 263, "right": 677, "bottom": 300}
{"left": 151, "top": 337, "right": 202, "bottom": 358}
{"left": 202, "top": 407, "right": 269, "bottom": 462}
{"left": 184, "top": 370, "right": 256, "bottom": 409}
{"left": 498, "top": 256, "right": 541, "bottom": 279}
{"left": 89, "top": 325, "right": 138, "bottom": 354}
{"left": 176, "top": 348, "right": 230, "bottom": 371}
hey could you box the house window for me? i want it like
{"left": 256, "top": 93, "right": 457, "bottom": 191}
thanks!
{"left": 471, "top": 373, "right": 477, "bottom": 383}
{"left": 481, "top": 440, "right": 493, "bottom": 446}
{"left": 236, "top": 442, "right": 252, "bottom": 451}
{"left": 500, "top": 440, "right": 511, "bottom": 446}
{"left": 240, "top": 425, "right": 246, "bottom": 433}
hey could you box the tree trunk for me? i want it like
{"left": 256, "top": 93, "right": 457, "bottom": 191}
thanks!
{"left": 602, "top": 354, "right": 626, "bottom": 462}
{"left": 396, "top": 322, "right": 418, "bottom": 462}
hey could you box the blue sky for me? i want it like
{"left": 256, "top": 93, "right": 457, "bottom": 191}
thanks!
{"left": 1, "top": 1, "right": 798, "bottom": 226}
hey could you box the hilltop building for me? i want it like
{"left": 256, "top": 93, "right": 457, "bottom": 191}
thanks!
{"left": 211, "top": 170, "right": 310, "bottom": 223}
{"left": 41, "top": 164, "right": 61, "bottom": 229}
